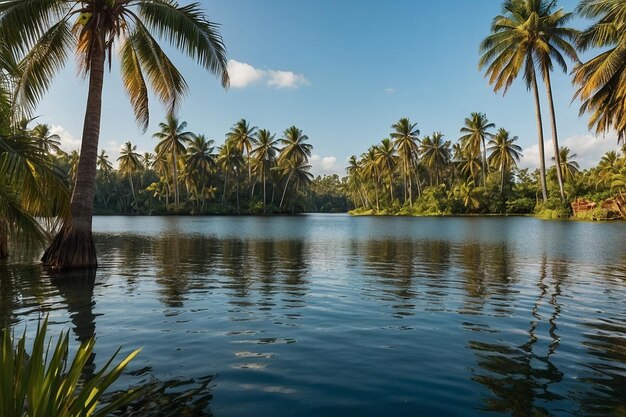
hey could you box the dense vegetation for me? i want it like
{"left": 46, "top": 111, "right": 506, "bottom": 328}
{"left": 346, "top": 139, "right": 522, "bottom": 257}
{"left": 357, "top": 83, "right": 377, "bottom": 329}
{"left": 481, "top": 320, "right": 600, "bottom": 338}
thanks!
{"left": 1, "top": 0, "right": 626, "bottom": 266}
{"left": 345, "top": 116, "right": 626, "bottom": 219}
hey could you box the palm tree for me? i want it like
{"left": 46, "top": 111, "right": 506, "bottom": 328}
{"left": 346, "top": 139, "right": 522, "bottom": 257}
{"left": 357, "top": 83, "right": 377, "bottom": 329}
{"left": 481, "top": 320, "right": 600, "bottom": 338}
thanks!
{"left": 226, "top": 119, "right": 257, "bottom": 183}
{"left": 459, "top": 113, "right": 494, "bottom": 187}
{"left": 574, "top": 0, "right": 626, "bottom": 143}
{"left": 346, "top": 155, "right": 368, "bottom": 208}
{"left": 480, "top": 0, "right": 578, "bottom": 202}
{"left": 597, "top": 151, "right": 622, "bottom": 187}
{"left": 374, "top": 138, "right": 397, "bottom": 202}
{"left": 390, "top": 117, "right": 420, "bottom": 205}
{"left": 421, "top": 132, "right": 451, "bottom": 186}
{"left": 217, "top": 140, "right": 243, "bottom": 210}
{"left": 551, "top": 146, "right": 579, "bottom": 183}
{"left": 117, "top": 141, "right": 142, "bottom": 210}
{"left": 186, "top": 134, "right": 216, "bottom": 175}
{"left": 32, "top": 123, "right": 63, "bottom": 156}
{"left": 141, "top": 152, "right": 155, "bottom": 170}
{"left": 96, "top": 149, "right": 113, "bottom": 177}
{"left": 153, "top": 113, "right": 193, "bottom": 209}
{"left": 487, "top": 128, "right": 523, "bottom": 193}
{"left": 279, "top": 126, "right": 312, "bottom": 164}
{"left": 362, "top": 147, "right": 381, "bottom": 211}
{"left": 251, "top": 129, "right": 279, "bottom": 213}
{"left": 68, "top": 149, "right": 80, "bottom": 185}
{"left": 1, "top": 0, "right": 229, "bottom": 268}
{"left": 278, "top": 158, "right": 314, "bottom": 212}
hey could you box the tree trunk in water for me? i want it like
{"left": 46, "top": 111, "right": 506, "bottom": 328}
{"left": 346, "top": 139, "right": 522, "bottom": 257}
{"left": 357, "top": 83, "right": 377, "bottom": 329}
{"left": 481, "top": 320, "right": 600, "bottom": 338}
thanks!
{"left": 531, "top": 70, "right": 548, "bottom": 202}
{"left": 0, "top": 218, "right": 8, "bottom": 259}
{"left": 42, "top": 39, "right": 105, "bottom": 269}
{"left": 544, "top": 71, "right": 565, "bottom": 201}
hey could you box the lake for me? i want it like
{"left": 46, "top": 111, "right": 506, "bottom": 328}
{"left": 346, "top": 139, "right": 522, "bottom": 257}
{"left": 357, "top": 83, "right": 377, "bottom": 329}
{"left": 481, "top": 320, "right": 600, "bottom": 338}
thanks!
{"left": 1, "top": 215, "right": 625, "bottom": 417}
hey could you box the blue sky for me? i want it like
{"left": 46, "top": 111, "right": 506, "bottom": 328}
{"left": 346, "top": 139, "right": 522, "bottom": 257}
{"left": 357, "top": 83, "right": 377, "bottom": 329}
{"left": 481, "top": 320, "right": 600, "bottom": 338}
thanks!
{"left": 35, "top": 0, "right": 622, "bottom": 175}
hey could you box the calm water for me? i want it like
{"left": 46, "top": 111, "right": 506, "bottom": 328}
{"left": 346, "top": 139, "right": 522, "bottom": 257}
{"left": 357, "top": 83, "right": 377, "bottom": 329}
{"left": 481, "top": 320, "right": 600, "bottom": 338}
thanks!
{"left": 1, "top": 215, "right": 625, "bottom": 417}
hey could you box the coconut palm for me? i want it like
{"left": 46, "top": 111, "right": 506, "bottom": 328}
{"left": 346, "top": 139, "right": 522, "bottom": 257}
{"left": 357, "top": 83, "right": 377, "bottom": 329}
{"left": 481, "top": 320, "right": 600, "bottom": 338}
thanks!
{"left": 459, "top": 113, "right": 494, "bottom": 187}
{"left": 141, "top": 152, "right": 155, "bottom": 170}
{"left": 278, "top": 158, "right": 314, "bottom": 211}
{"left": 279, "top": 126, "right": 312, "bottom": 164}
{"left": 597, "top": 151, "right": 622, "bottom": 187}
{"left": 346, "top": 155, "right": 368, "bottom": 208}
{"left": 362, "top": 147, "right": 381, "bottom": 211}
{"left": 32, "top": 123, "right": 63, "bottom": 156}
{"left": 153, "top": 113, "right": 193, "bottom": 209}
{"left": 487, "top": 128, "right": 523, "bottom": 193}
{"left": 251, "top": 129, "right": 279, "bottom": 213}
{"left": 574, "top": 0, "right": 626, "bottom": 143}
{"left": 1, "top": 0, "right": 229, "bottom": 268}
{"left": 374, "top": 138, "right": 397, "bottom": 202}
{"left": 96, "top": 149, "right": 113, "bottom": 176}
{"left": 117, "top": 141, "right": 142, "bottom": 210}
{"left": 421, "top": 132, "right": 451, "bottom": 186}
{"left": 552, "top": 146, "right": 579, "bottom": 183}
{"left": 226, "top": 119, "right": 257, "bottom": 183}
{"left": 217, "top": 139, "right": 243, "bottom": 209}
{"left": 390, "top": 117, "right": 420, "bottom": 205}
{"left": 480, "top": 0, "right": 578, "bottom": 202}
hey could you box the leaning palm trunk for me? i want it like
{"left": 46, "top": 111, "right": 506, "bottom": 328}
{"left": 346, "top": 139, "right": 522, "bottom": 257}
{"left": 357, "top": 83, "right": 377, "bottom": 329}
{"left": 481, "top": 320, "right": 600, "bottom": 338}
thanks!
{"left": 279, "top": 172, "right": 293, "bottom": 210}
{"left": 42, "top": 42, "right": 105, "bottom": 268}
{"left": 531, "top": 69, "right": 548, "bottom": 202}
{"left": 500, "top": 161, "right": 506, "bottom": 195}
{"left": 544, "top": 71, "right": 565, "bottom": 201}
{"left": 172, "top": 147, "right": 179, "bottom": 208}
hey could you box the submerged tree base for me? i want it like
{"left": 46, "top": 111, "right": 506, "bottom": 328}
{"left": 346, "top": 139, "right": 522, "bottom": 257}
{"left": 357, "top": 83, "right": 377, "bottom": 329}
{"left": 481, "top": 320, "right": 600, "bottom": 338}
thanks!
{"left": 42, "top": 223, "right": 97, "bottom": 269}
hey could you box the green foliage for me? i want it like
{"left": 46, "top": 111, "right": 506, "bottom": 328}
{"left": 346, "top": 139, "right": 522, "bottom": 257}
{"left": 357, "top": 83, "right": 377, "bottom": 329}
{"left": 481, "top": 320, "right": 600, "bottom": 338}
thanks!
{"left": 0, "top": 317, "right": 141, "bottom": 417}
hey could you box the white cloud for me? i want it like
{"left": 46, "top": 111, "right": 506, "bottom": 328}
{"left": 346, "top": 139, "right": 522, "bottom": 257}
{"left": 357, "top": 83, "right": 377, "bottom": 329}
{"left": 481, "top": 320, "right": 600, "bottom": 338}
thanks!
{"left": 267, "top": 70, "right": 309, "bottom": 88}
{"left": 384, "top": 88, "right": 395, "bottom": 94}
{"left": 309, "top": 154, "right": 342, "bottom": 177}
{"left": 50, "top": 125, "right": 80, "bottom": 152}
{"left": 226, "top": 59, "right": 265, "bottom": 88}
{"left": 227, "top": 59, "right": 309, "bottom": 89}
{"left": 519, "top": 132, "right": 621, "bottom": 170}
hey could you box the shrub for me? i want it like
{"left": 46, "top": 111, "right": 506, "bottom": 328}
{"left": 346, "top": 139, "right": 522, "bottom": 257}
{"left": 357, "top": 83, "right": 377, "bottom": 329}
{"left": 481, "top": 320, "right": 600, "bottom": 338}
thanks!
{"left": 1, "top": 317, "right": 141, "bottom": 417}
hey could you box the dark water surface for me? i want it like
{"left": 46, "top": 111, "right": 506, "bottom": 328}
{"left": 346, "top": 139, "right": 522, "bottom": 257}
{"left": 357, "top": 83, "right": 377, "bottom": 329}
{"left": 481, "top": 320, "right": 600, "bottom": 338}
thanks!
{"left": 1, "top": 215, "right": 625, "bottom": 416}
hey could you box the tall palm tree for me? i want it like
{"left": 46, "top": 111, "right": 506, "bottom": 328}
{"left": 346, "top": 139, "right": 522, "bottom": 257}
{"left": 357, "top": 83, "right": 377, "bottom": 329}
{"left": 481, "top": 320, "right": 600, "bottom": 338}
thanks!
{"left": 153, "top": 113, "right": 193, "bottom": 209}
{"left": 279, "top": 126, "right": 312, "bottom": 164}
{"left": 346, "top": 155, "right": 368, "bottom": 208}
{"left": 421, "top": 132, "right": 451, "bottom": 186}
{"left": 362, "top": 147, "right": 381, "bottom": 211}
{"left": 390, "top": 117, "right": 419, "bottom": 205}
{"left": 574, "top": 0, "right": 626, "bottom": 143}
{"left": 487, "top": 128, "right": 523, "bottom": 193}
{"left": 551, "top": 146, "right": 579, "bottom": 183}
{"left": 374, "top": 138, "right": 397, "bottom": 202}
{"left": 141, "top": 152, "right": 155, "bottom": 170}
{"left": 226, "top": 119, "right": 257, "bottom": 183}
{"left": 217, "top": 139, "right": 243, "bottom": 209}
{"left": 597, "top": 151, "right": 622, "bottom": 187}
{"left": 117, "top": 141, "right": 142, "bottom": 210}
{"left": 251, "top": 129, "right": 279, "bottom": 213}
{"left": 186, "top": 134, "right": 216, "bottom": 175}
{"left": 459, "top": 113, "right": 494, "bottom": 187}
{"left": 1, "top": 0, "right": 229, "bottom": 268}
{"left": 480, "top": 0, "right": 578, "bottom": 202}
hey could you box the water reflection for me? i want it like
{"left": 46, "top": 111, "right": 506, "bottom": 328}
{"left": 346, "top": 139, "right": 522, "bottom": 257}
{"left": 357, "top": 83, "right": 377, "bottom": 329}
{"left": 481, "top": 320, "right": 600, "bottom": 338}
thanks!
{"left": 1, "top": 216, "right": 625, "bottom": 417}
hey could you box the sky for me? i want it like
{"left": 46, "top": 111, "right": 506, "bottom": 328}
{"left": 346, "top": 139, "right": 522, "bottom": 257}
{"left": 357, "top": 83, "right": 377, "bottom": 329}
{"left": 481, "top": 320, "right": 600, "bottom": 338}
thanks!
{"left": 34, "top": 0, "right": 623, "bottom": 176}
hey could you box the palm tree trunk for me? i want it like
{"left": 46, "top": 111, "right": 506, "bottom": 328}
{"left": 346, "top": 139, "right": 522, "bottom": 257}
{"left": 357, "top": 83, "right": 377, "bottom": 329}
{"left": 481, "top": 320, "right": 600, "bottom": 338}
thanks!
{"left": 544, "top": 71, "right": 565, "bottom": 201}
{"left": 531, "top": 69, "right": 548, "bottom": 202}
{"left": 262, "top": 168, "right": 267, "bottom": 214}
{"left": 403, "top": 161, "right": 407, "bottom": 203}
{"left": 222, "top": 172, "right": 228, "bottom": 205}
{"left": 43, "top": 38, "right": 105, "bottom": 268}
{"left": 279, "top": 172, "right": 293, "bottom": 210}
{"left": 129, "top": 174, "right": 136, "bottom": 212}
{"left": 500, "top": 161, "right": 505, "bottom": 195}
{"left": 481, "top": 138, "right": 487, "bottom": 187}
{"left": 172, "top": 147, "right": 179, "bottom": 208}
{"left": 236, "top": 176, "right": 240, "bottom": 213}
